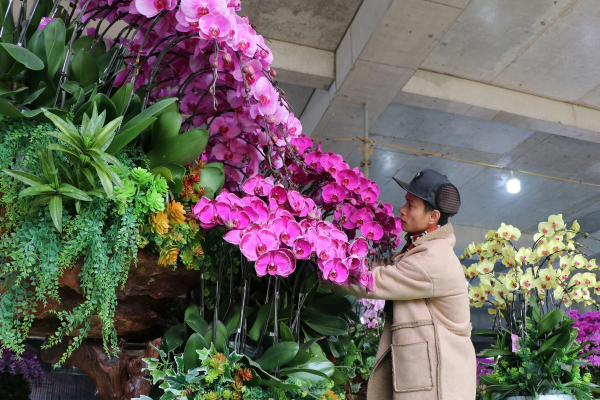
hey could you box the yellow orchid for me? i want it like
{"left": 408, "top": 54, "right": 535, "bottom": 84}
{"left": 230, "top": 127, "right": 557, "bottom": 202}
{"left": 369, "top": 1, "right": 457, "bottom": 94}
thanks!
{"left": 533, "top": 232, "right": 547, "bottom": 246}
{"left": 485, "top": 230, "right": 499, "bottom": 241}
{"left": 537, "top": 266, "right": 557, "bottom": 290}
{"left": 572, "top": 254, "right": 587, "bottom": 269}
{"left": 484, "top": 242, "right": 503, "bottom": 259}
{"left": 559, "top": 255, "right": 572, "bottom": 271}
{"left": 548, "top": 214, "right": 566, "bottom": 231}
{"left": 558, "top": 269, "right": 570, "bottom": 283}
{"left": 468, "top": 286, "right": 487, "bottom": 307}
{"left": 520, "top": 271, "right": 537, "bottom": 291}
{"left": 538, "top": 221, "right": 554, "bottom": 236}
{"left": 492, "top": 282, "right": 509, "bottom": 300}
{"left": 515, "top": 247, "right": 532, "bottom": 265}
{"left": 463, "top": 248, "right": 472, "bottom": 260}
{"left": 465, "top": 265, "right": 478, "bottom": 278}
{"left": 497, "top": 223, "right": 520, "bottom": 241}
{"left": 502, "top": 256, "right": 516, "bottom": 269}
{"left": 572, "top": 220, "right": 580, "bottom": 233}
{"left": 582, "top": 272, "right": 596, "bottom": 287}
{"left": 587, "top": 259, "right": 597, "bottom": 271}
{"left": 504, "top": 271, "right": 520, "bottom": 291}
{"left": 568, "top": 273, "right": 585, "bottom": 288}
{"left": 536, "top": 243, "right": 550, "bottom": 258}
{"left": 548, "top": 235, "right": 565, "bottom": 254}
{"left": 476, "top": 259, "right": 495, "bottom": 275}
{"left": 566, "top": 230, "right": 576, "bottom": 242}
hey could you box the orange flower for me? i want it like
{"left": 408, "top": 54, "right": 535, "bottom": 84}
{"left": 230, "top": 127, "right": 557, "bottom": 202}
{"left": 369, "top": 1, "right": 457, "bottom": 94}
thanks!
{"left": 158, "top": 245, "right": 179, "bottom": 266}
{"left": 149, "top": 211, "right": 169, "bottom": 236}
{"left": 167, "top": 200, "right": 186, "bottom": 224}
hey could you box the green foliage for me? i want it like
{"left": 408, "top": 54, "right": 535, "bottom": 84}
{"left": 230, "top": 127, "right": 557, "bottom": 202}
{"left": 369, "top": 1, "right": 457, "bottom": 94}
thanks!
{"left": 476, "top": 311, "right": 600, "bottom": 400}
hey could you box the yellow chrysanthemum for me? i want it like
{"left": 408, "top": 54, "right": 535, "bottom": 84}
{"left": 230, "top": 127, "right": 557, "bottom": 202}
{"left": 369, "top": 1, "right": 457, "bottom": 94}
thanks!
{"left": 167, "top": 200, "right": 186, "bottom": 224}
{"left": 149, "top": 211, "right": 169, "bottom": 236}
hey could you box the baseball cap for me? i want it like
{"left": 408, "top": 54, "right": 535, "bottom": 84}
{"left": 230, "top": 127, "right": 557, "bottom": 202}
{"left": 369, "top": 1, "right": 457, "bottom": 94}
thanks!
{"left": 393, "top": 169, "right": 461, "bottom": 215}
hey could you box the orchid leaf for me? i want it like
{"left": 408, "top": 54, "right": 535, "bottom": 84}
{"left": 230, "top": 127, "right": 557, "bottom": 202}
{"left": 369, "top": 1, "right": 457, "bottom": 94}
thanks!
{"left": 0, "top": 43, "right": 44, "bottom": 70}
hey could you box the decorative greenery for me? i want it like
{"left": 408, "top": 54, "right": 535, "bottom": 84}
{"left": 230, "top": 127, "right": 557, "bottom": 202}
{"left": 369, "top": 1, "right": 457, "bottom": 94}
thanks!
{"left": 476, "top": 309, "right": 600, "bottom": 399}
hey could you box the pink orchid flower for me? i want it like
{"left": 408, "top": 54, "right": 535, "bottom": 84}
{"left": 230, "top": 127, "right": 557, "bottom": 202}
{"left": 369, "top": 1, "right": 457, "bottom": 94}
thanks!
{"left": 135, "top": 0, "right": 176, "bottom": 18}
{"left": 253, "top": 77, "right": 279, "bottom": 116}
{"left": 323, "top": 259, "right": 349, "bottom": 284}
{"left": 315, "top": 235, "right": 335, "bottom": 262}
{"left": 335, "top": 169, "right": 358, "bottom": 191}
{"left": 322, "top": 182, "right": 346, "bottom": 203}
{"left": 268, "top": 185, "right": 287, "bottom": 205}
{"left": 287, "top": 190, "right": 307, "bottom": 215}
{"left": 293, "top": 238, "right": 312, "bottom": 260}
{"left": 272, "top": 217, "right": 302, "bottom": 247}
{"left": 198, "top": 13, "right": 231, "bottom": 40}
{"left": 180, "top": 0, "right": 227, "bottom": 20}
{"left": 242, "top": 175, "right": 274, "bottom": 197}
{"left": 255, "top": 249, "right": 294, "bottom": 277}
{"left": 240, "top": 229, "right": 279, "bottom": 261}
{"left": 349, "top": 238, "right": 369, "bottom": 258}
{"left": 349, "top": 208, "right": 374, "bottom": 228}
{"left": 360, "top": 221, "right": 384, "bottom": 241}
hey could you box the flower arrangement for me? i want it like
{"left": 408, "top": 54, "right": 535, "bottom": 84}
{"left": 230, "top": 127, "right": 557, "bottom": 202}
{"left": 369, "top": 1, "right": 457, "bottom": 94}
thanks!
{"left": 357, "top": 299, "right": 385, "bottom": 329}
{"left": 465, "top": 214, "right": 600, "bottom": 398}
{"left": 567, "top": 310, "right": 600, "bottom": 378}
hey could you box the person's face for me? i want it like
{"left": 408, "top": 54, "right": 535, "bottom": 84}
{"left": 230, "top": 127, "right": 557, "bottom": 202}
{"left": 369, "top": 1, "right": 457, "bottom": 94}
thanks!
{"left": 399, "top": 192, "right": 440, "bottom": 235}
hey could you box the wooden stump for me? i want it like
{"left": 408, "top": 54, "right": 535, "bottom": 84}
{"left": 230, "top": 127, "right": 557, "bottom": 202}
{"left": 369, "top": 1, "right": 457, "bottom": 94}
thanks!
{"left": 40, "top": 338, "right": 161, "bottom": 400}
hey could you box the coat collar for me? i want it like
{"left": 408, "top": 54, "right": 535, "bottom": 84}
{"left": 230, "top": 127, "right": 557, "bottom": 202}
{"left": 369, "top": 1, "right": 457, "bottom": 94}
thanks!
{"left": 412, "top": 222, "right": 454, "bottom": 247}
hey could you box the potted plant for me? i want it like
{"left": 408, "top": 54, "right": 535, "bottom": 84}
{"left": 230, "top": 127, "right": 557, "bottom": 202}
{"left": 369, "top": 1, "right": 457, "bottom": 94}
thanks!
{"left": 465, "top": 215, "right": 600, "bottom": 399}
{"left": 0, "top": 0, "right": 404, "bottom": 398}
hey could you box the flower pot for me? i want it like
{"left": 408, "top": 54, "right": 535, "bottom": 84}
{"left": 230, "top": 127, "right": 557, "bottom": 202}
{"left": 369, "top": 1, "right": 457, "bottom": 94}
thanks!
{"left": 506, "top": 390, "right": 576, "bottom": 400}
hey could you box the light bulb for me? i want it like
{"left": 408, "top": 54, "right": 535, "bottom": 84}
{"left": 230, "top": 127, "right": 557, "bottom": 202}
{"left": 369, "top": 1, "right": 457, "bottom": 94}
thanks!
{"left": 507, "top": 170, "right": 520, "bottom": 194}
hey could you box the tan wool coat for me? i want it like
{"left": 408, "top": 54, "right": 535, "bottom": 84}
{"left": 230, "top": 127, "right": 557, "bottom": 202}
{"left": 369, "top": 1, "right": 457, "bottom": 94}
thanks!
{"left": 326, "top": 223, "right": 476, "bottom": 400}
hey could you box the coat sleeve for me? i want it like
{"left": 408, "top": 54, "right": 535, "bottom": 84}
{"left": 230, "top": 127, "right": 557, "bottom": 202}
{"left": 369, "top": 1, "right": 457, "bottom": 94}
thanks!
{"left": 322, "top": 252, "right": 434, "bottom": 300}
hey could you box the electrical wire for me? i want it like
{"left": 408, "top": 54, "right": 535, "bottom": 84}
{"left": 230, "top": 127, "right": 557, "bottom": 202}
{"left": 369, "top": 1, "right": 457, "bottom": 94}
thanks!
{"left": 311, "top": 137, "right": 600, "bottom": 188}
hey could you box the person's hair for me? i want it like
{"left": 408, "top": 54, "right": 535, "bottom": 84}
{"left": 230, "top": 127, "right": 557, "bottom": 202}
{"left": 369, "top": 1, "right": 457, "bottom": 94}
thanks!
{"left": 423, "top": 200, "right": 451, "bottom": 226}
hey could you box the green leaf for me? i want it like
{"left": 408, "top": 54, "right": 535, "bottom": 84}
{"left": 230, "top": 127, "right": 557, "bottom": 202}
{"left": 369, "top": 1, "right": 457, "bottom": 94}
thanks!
{"left": 43, "top": 109, "right": 84, "bottom": 150}
{"left": 90, "top": 116, "right": 123, "bottom": 151}
{"left": 22, "top": 88, "right": 46, "bottom": 106}
{"left": 0, "top": 43, "right": 44, "bottom": 70}
{"left": 61, "top": 81, "right": 81, "bottom": 95}
{"left": 183, "top": 333, "right": 209, "bottom": 371}
{"left": 122, "top": 97, "right": 177, "bottom": 131}
{"left": 299, "top": 338, "right": 319, "bottom": 352}
{"left": 146, "top": 128, "right": 209, "bottom": 168}
{"left": 105, "top": 118, "right": 155, "bottom": 154}
{"left": 163, "top": 324, "right": 185, "bottom": 354}
{"left": 0, "top": 98, "right": 25, "bottom": 118}
{"left": 279, "top": 322, "right": 295, "bottom": 342}
{"left": 19, "top": 184, "right": 56, "bottom": 197}
{"left": 70, "top": 49, "right": 99, "bottom": 88}
{"left": 285, "top": 350, "right": 312, "bottom": 367}
{"left": 0, "top": 86, "right": 28, "bottom": 98}
{"left": 473, "top": 330, "right": 499, "bottom": 338}
{"left": 43, "top": 18, "right": 66, "bottom": 81}
{"left": 197, "top": 166, "right": 224, "bottom": 197}
{"left": 49, "top": 195, "right": 63, "bottom": 232}
{"left": 308, "top": 294, "right": 352, "bottom": 316}
{"left": 184, "top": 305, "right": 209, "bottom": 336}
{"left": 90, "top": 160, "right": 114, "bottom": 198}
{"left": 248, "top": 304, "right": 271, "bottom": 341}
{"left": 151, "top": 111, "right": 182, "bottom": 147}
{"left": 57, "top": 183, "right": 93, "bottom": 201}
{"left": 536, "top": 309, "right": 564, "bottom": 337}
{"left": 260, "top": 380, "right": 302, "bottom": 390}
{"left": 279, "top": 367, "right": 330, "bottom": 384}
{"left": 481, "top": 349, "right": 514, "bottom": 357}
{"left": 255, "top": 342, "right": 299, "bottom": 371}
{"left": 304, "top": 313, "right": 349, "bottom": 336}
{"left": 110, "top": 83, "right": 134, "bottom": 116}
{"left": 2, "top": 169, "right": 46, "bottom": 186}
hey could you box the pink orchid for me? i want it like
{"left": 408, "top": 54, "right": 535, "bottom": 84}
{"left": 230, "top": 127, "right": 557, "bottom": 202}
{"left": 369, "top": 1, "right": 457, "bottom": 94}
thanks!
{"left": 268, "top": 185, "right": 287, "bottom": 205}
{"left": 349, "top": 208, "right": 374, "bottom": 228}
{"left": 322, "top": 182, "right": 346, "bottom": 203}
{"left": 321, "top": 154, "right": 346, "bottom": 175}
{"left": 255, "top": 249, "right": 294, "bottom": 277}
{"left": 349, "top": 238, "right": 368, "bottom": 258}
{"left": 196, "top": 201, "right": 220, "bottom": 229}
{"left": 180, "top": 0, "right": 227, "bottom": 20}
{"left": 292, "top": 238, "right": 312, "bottom": 260}
{"left": 240, "top": 229, "right": 279, "bottom": 261}
{"left": 198, "top": 13, "right": 231, "bottom": 40}
{"left": 272, "top": 217, "right": 302, "bottom": 247}
{"left": 322, "top": 259, "right": 349, "bottom": 284}
{"left": 334, "top": 203, "right": 357, "bottom": 229}
{"left": 287, "top": 190, "right": 307, "bottom": 215}
{"left": 242, "top": 175, "right": 274, "bottom": 197}
{"left": 360, "top": 221, "right": 384, "bottom": 241}
{"left": 253, "top": 77, "right": 278, "bottom": 116}
{"left": 135, "top": 0, "right": 176, "bottom": 18}
{"left": 315, "top": 235, "right": 335, "bottom": 262}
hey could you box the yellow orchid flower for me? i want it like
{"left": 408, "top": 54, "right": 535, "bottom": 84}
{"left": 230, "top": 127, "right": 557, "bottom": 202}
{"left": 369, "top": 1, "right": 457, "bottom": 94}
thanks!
{"left": 463, "top": 248, "right": 472, "bottom": 260}
{"left": 502, "top": 246, "right": 515, "bottom": 258}
{"left": 484, "top": 242, "right": 503, "bottom": 258}
{"left": 504, "top": 271, "right": 520, "bottom": 290}
{"left": 559, "top": 255, "right": 572, "bottom": 270}
{"left": 537, "top": 266, "right": 557, "bottom": 290}
{"left": 587, "top": 259, "right": 597, "bottom": 271}
{"left": 568, "top": 273, "right": 585, "bottom": 288}
{"left": 572, "top": 254, "right": 587, "bottom": 269}
{"left": 538, "top": 221, "right": 554, "bottom": 236}
{"left": 465, "top": 265, "right": 478, "bottom": 278}
{"left": 515, "top": 247, "right": 532, "bottom": 265}
{"left": 520, "top": 271, "right": 537, "bottom": 291}
{"left": 548, "top": 236, "right": 565, "bottom": 254}
{"left": 485, "top": 230, "right": 499, "bottom": 241}
{"left": 548, "top": 214, "right": 566, "bottom": 231}
{"left": 558, "top": 269, "right": 570, "bottom": 283}
{"left": 497, "top": 223, "right": 519, "bottom": 240}
{"left": 566, "top": 230, "right": 576, "bottom": 242}
{"left": 476, "top": 259, "right": 495, "bottom": 275}
{"left": 554, "top": 285, "right": 565, "bottom": 300}
{"left": 533, "top": 232, "right": 547, "bottom": 245}
{"left": 582, "top": 272, "right": 596, "bottom": 287}
{"left": 572, "top": 220, "right": 580, "bottom": 233}
{"left": 502, "top": 256, "right": 516, "bottom": 269}
{"left": 536, "top": 243, "right": 550, "bottom": 258}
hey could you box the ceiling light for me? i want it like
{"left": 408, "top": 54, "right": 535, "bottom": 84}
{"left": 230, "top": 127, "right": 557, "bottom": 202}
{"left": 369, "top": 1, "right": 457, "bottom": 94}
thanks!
{"left": 507, "top": 170, "right": 520, "bottom": 194}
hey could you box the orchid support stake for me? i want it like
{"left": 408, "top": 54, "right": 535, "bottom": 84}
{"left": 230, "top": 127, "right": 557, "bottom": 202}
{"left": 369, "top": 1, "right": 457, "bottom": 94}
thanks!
{"left": 213, "top": 253, "right": 224, "bottom": 346}
{"left": 17, "top": 0, "right": 40, "bottom": 47}
{"left": 257, "top": 276, "right": 273, "bottom": 351}
{"left": 0, "top": 0, "right": 15, "bottom": 39}
{"left": 199, "top": 264, "right": 205, "bottom": 318}
{"left": 273, "top": 276, "right": 280, "bottom": 377}
{"left": 235, "top": 260, "right": 248, "bottom": 353}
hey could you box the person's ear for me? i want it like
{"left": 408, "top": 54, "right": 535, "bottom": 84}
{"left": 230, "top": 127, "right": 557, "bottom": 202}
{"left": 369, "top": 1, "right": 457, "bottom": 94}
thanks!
{"left": 430, "top": 209, "right": 441, "bottom": 225}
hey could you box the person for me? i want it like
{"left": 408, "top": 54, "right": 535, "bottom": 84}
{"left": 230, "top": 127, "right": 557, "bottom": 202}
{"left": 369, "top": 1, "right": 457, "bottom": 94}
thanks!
{"left": 323, "top": 169, "right": 476, "bottom": 400}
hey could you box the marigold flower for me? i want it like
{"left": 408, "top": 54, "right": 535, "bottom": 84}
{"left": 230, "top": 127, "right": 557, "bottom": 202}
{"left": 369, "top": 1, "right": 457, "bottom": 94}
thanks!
{"left": 167, "top": 200, "right": 186, "bottom": 224}
{"left": 149, "top": 211, "right": 169, "bottom": 236}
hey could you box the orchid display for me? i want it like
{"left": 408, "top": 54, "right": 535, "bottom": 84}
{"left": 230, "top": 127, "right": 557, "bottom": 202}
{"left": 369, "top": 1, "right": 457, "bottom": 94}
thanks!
{"left": 357, "top": 299, "right": 385, "bottom": 329}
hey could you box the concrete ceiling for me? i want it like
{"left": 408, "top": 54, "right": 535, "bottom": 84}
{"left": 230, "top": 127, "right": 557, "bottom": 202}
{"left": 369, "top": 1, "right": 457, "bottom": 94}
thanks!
{"left": 247, "top": 0, "right": 600, "bottom": 245}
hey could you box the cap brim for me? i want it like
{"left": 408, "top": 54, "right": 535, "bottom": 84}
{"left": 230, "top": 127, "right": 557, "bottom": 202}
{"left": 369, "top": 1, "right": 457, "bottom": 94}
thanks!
{"left": 392, "top": 177, "right": 427, "bottom": 201}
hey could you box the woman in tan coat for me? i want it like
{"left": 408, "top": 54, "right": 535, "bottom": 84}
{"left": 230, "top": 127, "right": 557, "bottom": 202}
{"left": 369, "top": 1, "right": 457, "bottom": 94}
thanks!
{"left": 324, "top": 169, "right": 476, "bottom": 400}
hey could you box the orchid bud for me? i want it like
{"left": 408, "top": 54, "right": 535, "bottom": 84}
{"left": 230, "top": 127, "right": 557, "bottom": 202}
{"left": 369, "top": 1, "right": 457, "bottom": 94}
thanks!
{"left": 209, "top": 87, "right": 215, "bottom": 95}
{"left": 222, "top": 53, "right": 232, "bottom": 64}
{"left": 211, "top": 59, "right": 219, "bottom": 69}
{"left": 308, "top": 212, "right": 318, "bottom": 220}
{"left": 242, "top": 65, "right": 254, "bottom": 75}
{"left": 266, "top": 114, "right": 278, "bottom": 124}
{"left": 270, "top": 69, "right": 277, "bottom": 78}
{"left": 369, "top": 248, "right": 377, "bottom": 255}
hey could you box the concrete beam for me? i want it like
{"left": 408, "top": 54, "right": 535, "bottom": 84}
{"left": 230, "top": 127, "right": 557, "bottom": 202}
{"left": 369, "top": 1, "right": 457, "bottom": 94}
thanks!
{"left": 269, "top": 40, "right": 335, "bottom": 90}
{"left": 402, "top": 69, "right": 600, "bottom": 138}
